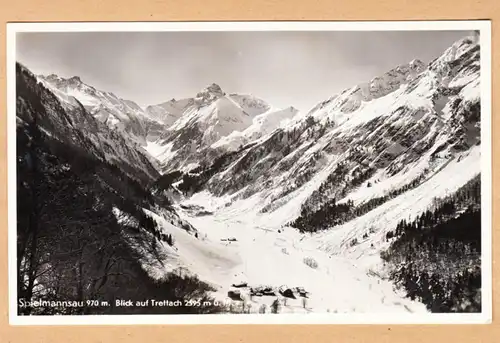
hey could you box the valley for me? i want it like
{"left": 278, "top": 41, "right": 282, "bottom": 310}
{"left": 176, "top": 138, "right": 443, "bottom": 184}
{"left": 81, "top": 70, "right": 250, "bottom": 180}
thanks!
{"left": 15, "top": 33, "right": 483, "bottom": 315}
{"left": 143, "top": 140, "right": 479, "bottom": 314}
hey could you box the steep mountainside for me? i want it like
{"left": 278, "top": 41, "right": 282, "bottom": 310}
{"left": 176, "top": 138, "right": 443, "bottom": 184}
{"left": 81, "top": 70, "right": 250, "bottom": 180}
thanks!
{"left": 16, "top": 63, "right": 224, "bottom": 315}
{"left": 227, "top": 93, "right": 272, "bottom": 116}
{"left": 145, "top": 97, "right": 195, "bottom": 127}
{"left": 38, "top": 73, "right": 167, "bottom": 146}
{"left": 159, "top": 34, "right": 482, "bottom": 314}
{"left": 304, "top": 59, "right": 426, "bottom": 121}
{"left": 145, "top": 91, "right": 271, "bottom": 127}
{"left": 172, "top": 35, "right": 480, "bottom": 224}
{"left": 212, "top": 106, "right": 299, "bottom": 152}
{"left": 19, "top": 64, "right": 160, "bottom": 184}
{"left": 145, "top": 84, "right": 295, "bottom": 173}
{"left": 39, "top": 75, "right": 287, "bottom": 175}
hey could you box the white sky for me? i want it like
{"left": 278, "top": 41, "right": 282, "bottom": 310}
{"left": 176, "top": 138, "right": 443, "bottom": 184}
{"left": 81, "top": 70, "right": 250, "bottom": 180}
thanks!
{"left": 17, "top": 30, "right": 471, "bottom": 112}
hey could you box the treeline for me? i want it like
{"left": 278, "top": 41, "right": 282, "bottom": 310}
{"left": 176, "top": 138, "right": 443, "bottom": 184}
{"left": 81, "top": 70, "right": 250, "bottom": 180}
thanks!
{"left": 290, "top": 200, "right": 355, "bottom": 232}
{"left": 154, "top": 170, "right": 183, "bottom": 191}
{"left": 17, "top": 122, "right": 221, "bottom": 315}
{"left": 290, "top": 173, "right": 426, "bottom": 233}
{"left": 381, "top": 175, "right": 481, "bottom": 312}
{"left": 137, "top": 212, "right": 175, "bottom": 246}
{"left": 300, "top": 162, "right": 351, "bottom": 213}
{"left": 348, "top": 173, "right": 427, "bottom": 220}
{"left": 164, "top": 118, "right": 328, "bottom": 200}
{"left": 154, "top": 149, "right": 244, "bottom": 195}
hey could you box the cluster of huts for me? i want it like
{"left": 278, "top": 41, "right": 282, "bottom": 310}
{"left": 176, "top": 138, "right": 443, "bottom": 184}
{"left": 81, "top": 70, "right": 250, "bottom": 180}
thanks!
{"left": 227, "top": 283, "right": 308, "bottom": 301}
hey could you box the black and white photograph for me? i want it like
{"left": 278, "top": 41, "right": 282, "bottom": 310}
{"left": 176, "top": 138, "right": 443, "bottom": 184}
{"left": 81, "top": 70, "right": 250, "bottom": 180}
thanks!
{"left": 8, "top": 21, "right": 492, "bottom": 325}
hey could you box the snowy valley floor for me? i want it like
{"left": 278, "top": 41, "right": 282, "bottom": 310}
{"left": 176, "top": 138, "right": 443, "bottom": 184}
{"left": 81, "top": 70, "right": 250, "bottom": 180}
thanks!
{"left": 146, "top": 199, "right": 429, "bottom": 314}
{"left": 144, "top": 146, "right": 480, "bottom": 314}
{"left": 144, "top": 145, "right": 481, "bottom": 314}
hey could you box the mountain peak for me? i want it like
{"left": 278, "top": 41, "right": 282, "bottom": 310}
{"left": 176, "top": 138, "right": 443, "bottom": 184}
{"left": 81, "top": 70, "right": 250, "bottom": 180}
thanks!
{"left": 429, "top": 35, "right": 480, "bottom": 73}
{"left": 206, "top": 82, "right": 223, "bottom": 92}
{"left": 40, "top": 73, "right": 85, "bottom": 87}
{"left": 346, "top": 59, "right": 426, "bottom": 103}
{"left": 196, "top": 83, "right": 225, "bottom": 99}
{"left": 68, "top": 75, "right": 82, "bottom": 83}
{"left": 306, "top": 57, "right": 428, "bottom": 117}
{"left": 409, "top": 59, "right": 424, "bottom": 68}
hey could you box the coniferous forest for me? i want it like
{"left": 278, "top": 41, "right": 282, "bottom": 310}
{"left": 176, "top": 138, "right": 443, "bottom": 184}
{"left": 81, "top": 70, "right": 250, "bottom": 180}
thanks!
{"left": 381, "top": 175, "right": 481, "bottom": 312}
{"left": 289, "top": 172, "right": 426, "bottom": 233}
{"left": 17, "top": 124, "right": 223, "bottom": 315}
{"left": 289, "top": 166, "right": 482, "bottom": 312}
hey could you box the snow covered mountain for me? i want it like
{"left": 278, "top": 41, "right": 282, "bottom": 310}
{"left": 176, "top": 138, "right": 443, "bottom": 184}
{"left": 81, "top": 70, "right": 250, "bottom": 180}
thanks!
{"left": 35, "top": 73, "right": 299, "bottom": 175}
{"left": 150, "top": 34, "right": 482, "bottom": 314}
{"left": 37, "top": 74, "right": 286, "bottom": 175}
{"left": 19, "top": 64, "right": 160, "bottom": 183}
{"left": 211, "top": 106, "right": 299, "bottom": 152}
{"left": 16, "top": 63, "right": 220, "bottom": 317}
{"left": 182, "top": 35, "right": 480, "bottom": 216}
{"left": 145, "top": 97, "right": 194, "bottom": 127}
{"left": 16, "top": 33, "right": 483, "bottom": 315}
{"left": 38, "top": 73, "right": 167, "bottom": 146}
{"left": 303, "top": 59, "right": 426, "bottom": 122}
{"left": 227, "top": 93, "right": 272, "bottom": 116}
{"left": 145, "top": 84, "right": 292, "bottom": 173}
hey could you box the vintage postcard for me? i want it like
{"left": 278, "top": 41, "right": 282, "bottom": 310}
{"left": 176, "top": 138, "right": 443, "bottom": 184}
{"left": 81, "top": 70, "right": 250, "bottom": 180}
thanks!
{"left": 7, "top": 20, "right": 492, "bottom": 325}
